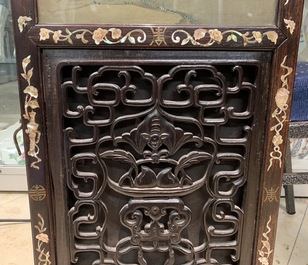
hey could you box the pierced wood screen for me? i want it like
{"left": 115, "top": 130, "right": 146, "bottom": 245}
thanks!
{"left": 44, "top": 51, "right": 269, "bottom": 265}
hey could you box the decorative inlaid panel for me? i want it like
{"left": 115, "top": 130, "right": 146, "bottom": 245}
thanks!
{"left": 60, "top": 63, "right": 258, "bottom": 264}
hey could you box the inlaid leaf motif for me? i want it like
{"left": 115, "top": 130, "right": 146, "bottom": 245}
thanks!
{"left": 264, "top": 31, "right": 278, "bottom": 44}
{"left": 27, "top": 100, "right": 40, "bottom": 109}
{"left": 129, "top": 36, "right": 136, "bottom": 44}
{"left": 22, "top": 56, "right": 31, "bottom": 71}
{"left": 232, "top": 34, "right": 238, "bottom": 42}
{"left": 193, "top": 29, "right": 207, "bottom": 40}
{"left": 181, "top": 37, "right": 191, "bottom": 45}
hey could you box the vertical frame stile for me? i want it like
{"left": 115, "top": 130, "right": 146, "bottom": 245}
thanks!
{"left": 256, "top": 0, "right": 304, "bottom": 265}
{"left": 11, "top": 0, "right": 55, "bottom": 264}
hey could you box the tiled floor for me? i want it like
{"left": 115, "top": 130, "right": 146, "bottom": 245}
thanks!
{"left": 0, "top": 192, "right": 307, "bottom": 265}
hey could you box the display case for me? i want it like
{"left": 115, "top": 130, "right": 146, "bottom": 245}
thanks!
{"left": 0, "top": 0, "right": 26, "bottom": 191}
{"left": 10, "top": 1, "right": 304, "bottom": 265}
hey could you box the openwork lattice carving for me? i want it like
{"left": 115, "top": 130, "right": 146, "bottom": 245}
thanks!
{"left": 62, "top": 63, "right": 257, "bottom": 264}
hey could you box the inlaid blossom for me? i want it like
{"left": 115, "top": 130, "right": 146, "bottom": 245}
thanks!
{"left": 110, "top": 28, "right": 122, "bottom": 39}
{"left": 52, "top": 30, "right": 62, "bottom": 43}
{"left": 92, "top": 28, "right": 108, "bottom": 45}
{"left": 258, "top": 257, "right": 269, "bottom": 265}
{"left": 209, "top": 29, "right": 223, "bottom": 43}
{"left": 36, "top": 233, "right": 49, "bottom": 243}
{"left": 252, "top": 31, "right": 263, "bottom": 43}
{"left": 275, "top": 87, "right": 290, "bottom": 109}
{"left": 272, "top": 134, "right": 283, "bottom": 146}
{"left": 39, "top": 28, "right": 52, "bottom": 41}
{"left": 193, "top": 29, "right": 207, "bottom": 40}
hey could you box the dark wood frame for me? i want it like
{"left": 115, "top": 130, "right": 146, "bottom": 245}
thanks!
{"left": 10, "top": 1, "right": 304, "bottom": 265}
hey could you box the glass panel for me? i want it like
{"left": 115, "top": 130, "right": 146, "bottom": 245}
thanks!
{"left": 289, "top": 0, "right": 308, "bottom": 176}
{"left": 0, "top": 0, "right": 25, "bottom": 168}
{"left": 38, "top": 0, "right": 277, "bottom": 26}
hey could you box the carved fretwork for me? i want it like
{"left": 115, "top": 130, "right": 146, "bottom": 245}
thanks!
{"left": 62, "top": 64, "right": 257, "bottom": 264}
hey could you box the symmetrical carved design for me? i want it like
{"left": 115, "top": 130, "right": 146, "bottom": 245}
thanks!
{"left": 39, "top": 27, "right": 147, "bottom": 45}
{"left": 21, "top": 55, "right": 41, "bottom": 169}
{"left": 62, "top": 63, "right": 257, "bottom": 264}
{"left": 258, "top": 216, "right": 273, "bottom": 265}
{"left": 172, "top": 29, "right": 279, "bottom": 47}
{"left": 29, "top": 185, "right": 47, "bottom": 201}
{"left": 268, "top": 56, "right": 293, "bottom": 170}
{"left": 263, "top": 187, "right": 279, "bottom": 203}
{"left": 101, "top": 109, "right": 213, "bottom": 196}
{"left": 118, "top": 198, "right": 192, "bottom": 264}
{"left": 150, "top": 27, "right": 167, "bottom": 46}
{"left": 34, "top": 214, "right": 51, "bottom": 265}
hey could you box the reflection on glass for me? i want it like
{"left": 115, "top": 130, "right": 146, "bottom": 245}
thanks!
{"left": 289, "top": 0, "right": 308, "bottom": 174}
{"left": 0, "top": 0, "right": 24, "bottom": 167}
{"left": 38, "top": 0, "right": 277, "bottom": 26}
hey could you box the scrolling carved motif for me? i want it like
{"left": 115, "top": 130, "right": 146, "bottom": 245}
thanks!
{"left": 62, "top": 63, "right": 257, "bottom": 264}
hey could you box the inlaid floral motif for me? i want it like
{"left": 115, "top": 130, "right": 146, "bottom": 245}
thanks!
{"left": 172, "top": 29, "right": 279, "bottom": 47}
{"left": 21, "top": 55, "right": 41, "bottom": 169}
{"left": 35, "top": 214, "right": 51, "bottom": 265}
{"left": 39, "top": 27, "right": 146, "bottom": 45}
{"left": 17, "top": 16, "right": 32, "bottom": 32}
{"left": 258, "top": 216, "right": 273, "bottom": 265}
{"left": 284, "top": 19, "right": 296, "bottom": 34}
{"left": 268, "top": 56, "right": 293, "bottom": 170}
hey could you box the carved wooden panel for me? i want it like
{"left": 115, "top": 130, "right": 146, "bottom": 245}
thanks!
{"left": 44, "top": 50, "right": 270, "bottom": 265}
{"left": 10, "top": 1, "right": 304, "bottom": 264}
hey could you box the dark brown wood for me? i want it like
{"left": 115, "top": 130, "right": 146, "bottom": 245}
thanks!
{"left": 10, "top": 1, "right": 304, "bottom": 265}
